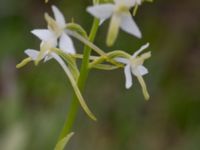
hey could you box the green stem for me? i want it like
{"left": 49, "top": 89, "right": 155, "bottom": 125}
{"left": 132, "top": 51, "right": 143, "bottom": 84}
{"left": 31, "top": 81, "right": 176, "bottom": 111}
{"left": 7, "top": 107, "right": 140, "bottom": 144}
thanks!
{"left": 57, "top": 18, "right": 100, "bottom": 141}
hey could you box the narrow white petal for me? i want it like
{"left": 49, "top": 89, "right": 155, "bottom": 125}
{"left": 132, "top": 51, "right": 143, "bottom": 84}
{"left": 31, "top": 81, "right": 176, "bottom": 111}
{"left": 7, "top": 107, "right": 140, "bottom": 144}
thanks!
{"left": 87, "top": 4, "right": 114, "bottom": 24}
{"left": 31, "top": 29, "right": 55, "bottom": 42}
{"left": 59, "top": 33, "right": 76, "bottom": 54}
{"left": 52, "top": 5, "right": 66, "bottom": 28}
{"left": 115, "top": 57, "right": 129, "bottom": 64}
{"left": 124, "top": 65, "right": 133, "bottom": 89}
{"left": 120, "top": 13, "right": 142, "bottom": 38}
{"left": 131, "top": 65, "right": 148, "bottom": 76}
{"left": 25, "top": 49, "right": 39, "bottom": 60}
{"left": 137, "top": 65, "right": 148, "bottom": 75}
{"left": 132, "top": 43, "right": 150, "bottom": 58}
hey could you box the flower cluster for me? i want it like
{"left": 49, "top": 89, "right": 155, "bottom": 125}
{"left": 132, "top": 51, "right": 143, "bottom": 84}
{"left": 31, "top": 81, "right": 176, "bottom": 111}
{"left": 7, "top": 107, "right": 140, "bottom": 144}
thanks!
{"left": 17, "top": 0, "right": 153, "bottom": 149}
{"left": 17, "top": 0, "right": 152, "bottom": 120}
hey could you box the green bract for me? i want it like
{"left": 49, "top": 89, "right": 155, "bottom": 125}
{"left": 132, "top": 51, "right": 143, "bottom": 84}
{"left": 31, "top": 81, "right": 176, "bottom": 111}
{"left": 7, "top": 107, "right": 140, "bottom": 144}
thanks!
{"left": 55, "top": 132, "right": 74, "bottom": 150}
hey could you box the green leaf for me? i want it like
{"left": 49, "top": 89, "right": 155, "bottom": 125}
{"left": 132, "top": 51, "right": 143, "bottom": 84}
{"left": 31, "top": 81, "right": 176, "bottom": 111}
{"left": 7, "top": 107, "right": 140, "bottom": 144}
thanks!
{"left": 54, "top": 132, "right": 74, "bottom": 150}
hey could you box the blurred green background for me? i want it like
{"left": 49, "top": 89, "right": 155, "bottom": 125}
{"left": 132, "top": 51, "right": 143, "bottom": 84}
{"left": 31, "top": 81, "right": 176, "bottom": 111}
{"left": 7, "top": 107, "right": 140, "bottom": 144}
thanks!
{"left": 0, "top": 0, "right": 200, "bottom": 149}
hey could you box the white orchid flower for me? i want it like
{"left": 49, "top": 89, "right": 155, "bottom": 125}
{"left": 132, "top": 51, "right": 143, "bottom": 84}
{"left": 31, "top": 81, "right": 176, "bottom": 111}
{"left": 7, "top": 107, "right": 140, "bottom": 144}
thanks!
{"left": 31, "top": 5, "right": 75, "bottom": 64}
{"left": 48, "top": 5, "right": 76, "bottom": 54}
{"left": 87, "top": 0, "right": 141, "bottom": 46}
{"left": 22, "top": 29, "right": 61, "bottom": 64}
{"left": 115, "top": 43, "right": 151, "bottom": 100}
{"left": 15, "top": 30, "right": 55, "bottom": 67}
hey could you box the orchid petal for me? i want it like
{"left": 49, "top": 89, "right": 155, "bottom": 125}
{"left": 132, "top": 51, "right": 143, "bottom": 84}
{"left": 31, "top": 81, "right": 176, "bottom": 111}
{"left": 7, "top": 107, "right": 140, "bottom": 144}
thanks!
{"left": 137, "top": 65, "right": 148, "bottom": 75}
{"left": 31, "top": 29, "right": 55, "bottom": 42}
{"left": 124, "top": 65, "right": 133, "bottom": 89}
{"left": 52, "top": 5, "right": 66, "bottom": 28}
{"left": 25, "top": 49, "right": 39, "bottom": 60}
{"left": 59, "top": 33, "right": 76, "bottom": 54}
{"left": 132, "top": 43, "right": 150, "bottom": 58}
{"left": 87, "top": 4, "right": 114, "bottom": 24}
{"left": 131, "top": 65, "right": 148, "bottom": 76}
{"left": 120, "top": 13, "right": 142, "bottom": 39}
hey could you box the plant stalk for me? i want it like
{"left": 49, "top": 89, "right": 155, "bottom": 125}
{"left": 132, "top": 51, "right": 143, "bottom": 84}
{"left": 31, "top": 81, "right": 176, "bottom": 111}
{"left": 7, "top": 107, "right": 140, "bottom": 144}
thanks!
{"left": 57, "top": 18, "right": 100, "bottom": 141}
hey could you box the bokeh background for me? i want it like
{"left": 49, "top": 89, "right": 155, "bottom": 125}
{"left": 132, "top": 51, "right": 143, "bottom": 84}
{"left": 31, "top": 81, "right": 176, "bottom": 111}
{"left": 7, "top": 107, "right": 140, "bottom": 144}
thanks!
{"left": 0, "top": 0, "right": 200, "bottom": 149}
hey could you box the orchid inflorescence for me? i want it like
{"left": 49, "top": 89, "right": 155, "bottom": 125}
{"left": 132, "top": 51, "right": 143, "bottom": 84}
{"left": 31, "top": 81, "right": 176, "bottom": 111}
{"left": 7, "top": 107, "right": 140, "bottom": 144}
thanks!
{"left": 17, "top": 0, "right": 153, "bottom": 149}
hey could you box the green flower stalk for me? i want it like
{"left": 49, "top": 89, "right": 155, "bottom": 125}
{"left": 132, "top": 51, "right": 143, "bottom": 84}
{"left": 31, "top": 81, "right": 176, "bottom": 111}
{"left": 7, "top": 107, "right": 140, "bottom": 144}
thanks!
{"left": 56, "top": 18, "right": 100, "bottom": 143}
